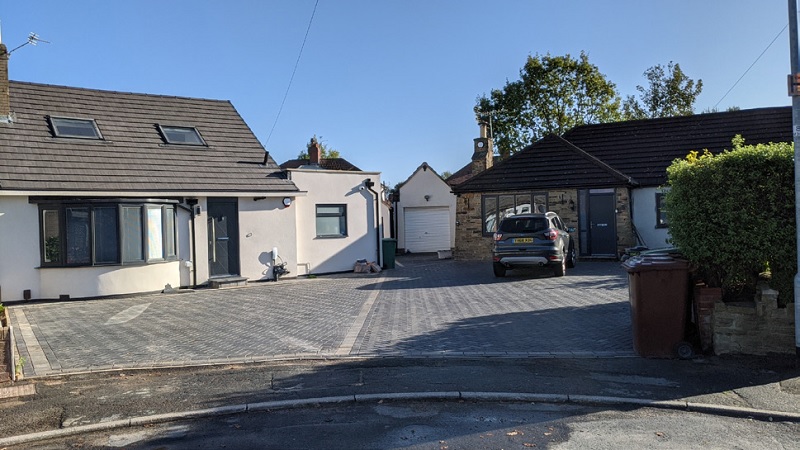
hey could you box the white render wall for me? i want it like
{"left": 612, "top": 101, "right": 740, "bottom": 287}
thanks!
{"left": 236, "top": 196, "right": 298, "bottom": 281}
{"left": 39, "top": 263, "right": 181, "bottom": 299}
{"left": 631, "top": 187, "right": 671, "bottom": 250}
{"left": 0, "top": 196, "right": 42, "bottom": 301}
{"left": 0, "top": 195, "right": 183, "bottom": 301}
{"left": 0, "top": 193, "right": 299, "bottom": 301}
{"left": 397, "top": 165, "right": 456, "bottom": 251}
{"left": 176, "top": 206, "right": 193, "bottom": 287}
{"left": 289, "top": 169, "right": 384, "bottom": 275}
{"left": 166, "top": 196, "right": 299, "bottom": 286}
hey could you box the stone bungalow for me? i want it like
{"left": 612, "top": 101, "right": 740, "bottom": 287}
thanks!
{"left": 451, "top": 107, "right": 792, "bottom": 260}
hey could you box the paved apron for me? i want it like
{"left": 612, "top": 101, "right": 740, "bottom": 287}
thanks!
{"left": 9, "top": 256, "right": 634, "bottom": 377}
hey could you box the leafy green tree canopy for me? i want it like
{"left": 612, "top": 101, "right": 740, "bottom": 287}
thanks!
{"left": 297, "top": 135, "right": 341, "bottom": 159}
{"left": 623, "top": 62, "right": 703, "bottom": 120}
{"left": 474, "top": 52, "right": 621, "bottom": 159}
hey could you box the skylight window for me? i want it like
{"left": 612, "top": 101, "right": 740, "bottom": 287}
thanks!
{"left": 50, "top": 117, "right": 103, "bottom": 139}
{"left": 158, "top": 125, "right": 206, "bottom": 146}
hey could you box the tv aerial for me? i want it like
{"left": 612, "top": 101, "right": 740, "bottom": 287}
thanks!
{"left": 10, "top": 32, "right": 50, "bottom": 53}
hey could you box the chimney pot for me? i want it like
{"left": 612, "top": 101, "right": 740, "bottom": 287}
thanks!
{"left": 479, "top": 122, "right": 488, "bottom": 138}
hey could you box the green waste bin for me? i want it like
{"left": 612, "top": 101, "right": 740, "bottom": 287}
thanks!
{"left": 622, "top": 254, "right": 691, "bottom": 358}
{"left": 382, "top": 238, "right": 397, "bottom": 269}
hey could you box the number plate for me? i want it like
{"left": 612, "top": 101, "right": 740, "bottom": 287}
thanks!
{"left": 514, "top": 238, "right": 533, "bottom": 243}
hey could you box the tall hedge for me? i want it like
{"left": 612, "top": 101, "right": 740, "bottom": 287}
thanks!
{"left": 665, "top": 136, "right": 795, "bottom": 305}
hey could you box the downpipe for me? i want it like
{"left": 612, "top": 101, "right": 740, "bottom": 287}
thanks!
{"left": 177, "top": 201, "right": 198, "bottom": 288}
{"left": 364, "top": 178, "right": 381, "bottom": 267}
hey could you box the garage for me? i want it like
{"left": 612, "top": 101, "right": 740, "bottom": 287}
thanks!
{"left": 403, "top": 207, "right": 451, "bottom": 253}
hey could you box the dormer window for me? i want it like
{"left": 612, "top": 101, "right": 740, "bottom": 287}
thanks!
{"left": 158, "top": 125, "right": 205, "bottom": 146}
{"left": 50, "top": 117, "right": 103, "bottom": 139}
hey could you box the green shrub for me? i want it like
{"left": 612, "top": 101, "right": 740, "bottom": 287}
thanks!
{"left": 665, "top": 136, "right": 795, "bottom": 305}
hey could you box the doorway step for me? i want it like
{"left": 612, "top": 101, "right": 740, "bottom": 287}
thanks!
{"left": 209, "top": 276, "right": 248, "bottom": 289}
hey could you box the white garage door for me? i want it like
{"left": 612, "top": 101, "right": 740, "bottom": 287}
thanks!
{"left": 404, "top": 207, "right": 451, "bottom": 253}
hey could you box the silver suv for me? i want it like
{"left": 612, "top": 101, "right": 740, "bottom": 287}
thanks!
{"left": 492, "top": 212, "right": 576, "bottom": 277}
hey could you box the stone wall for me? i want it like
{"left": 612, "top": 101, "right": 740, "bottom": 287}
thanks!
{"left": 713, "top": 283, "right": 796, "bottom": 355}
{"left": 454, "top": 192, "right": 490, "bottom": 260}
{"left": 454, "top": 187, "right": 635, "bottom": 260}
{"left": 614, "top": 188, "right": 636, "bottom": 255}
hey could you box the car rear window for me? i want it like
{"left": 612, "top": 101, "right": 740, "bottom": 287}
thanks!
{"left": 499, "top": 217, "right": 548, "bottom": 233}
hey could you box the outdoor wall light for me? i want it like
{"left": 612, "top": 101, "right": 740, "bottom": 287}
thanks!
{"left": 424, "top": 195, "right": 431, "bottom": 202}
{"left": 283, "top": 197, "right": 292, "bottom": 207}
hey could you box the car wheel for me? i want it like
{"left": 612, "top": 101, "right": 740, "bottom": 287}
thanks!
{"left": 567, "top": 244, "right": 577, "bottom": 268}
{"left": 493, "top": 263, "right": 506, "bottom": 278}
{"left": 553, "top": 254, "right": 566, "bottom": 277}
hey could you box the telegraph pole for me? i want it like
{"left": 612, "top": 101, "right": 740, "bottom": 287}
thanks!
{"left": 789, "top": 0, "right": 800, "bottom": 358}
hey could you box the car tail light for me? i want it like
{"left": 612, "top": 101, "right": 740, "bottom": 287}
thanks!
{"left": 493, "top": 232, "right": 503, "bottom": 241}
{"left": 543, "top": 229, "right": 558, "bottom": 240}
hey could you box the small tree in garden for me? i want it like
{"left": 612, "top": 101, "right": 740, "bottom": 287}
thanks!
{"left": 665, "top": 137, "right": 795, "bottom": 305}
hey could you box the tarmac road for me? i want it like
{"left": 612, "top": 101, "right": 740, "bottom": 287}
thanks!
{"left": 0, "top": 355, "right": 798, "bottom": 447}
{"left": 28, "top": 399, "right": 800, "bottom": 450}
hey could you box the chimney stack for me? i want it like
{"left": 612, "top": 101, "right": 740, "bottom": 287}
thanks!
{"left": 471, "top": 121, "right": 494, "bottom": 174}
{"left": 0, "top": 43, "right": 10, "bottom": 122}
{"left": 308, "top": 137, "right": 321, "bottom": 165}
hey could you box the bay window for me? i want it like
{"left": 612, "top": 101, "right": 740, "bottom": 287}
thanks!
{"left": 38, "top": 200, "right": 177, "bottom": 267}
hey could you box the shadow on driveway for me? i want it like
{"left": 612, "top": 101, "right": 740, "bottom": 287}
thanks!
{"left": 361, "top": 303, "right": 632, "bottom": 355}
{"left": 356, "top": 254, "right": 629, "bottom": 292}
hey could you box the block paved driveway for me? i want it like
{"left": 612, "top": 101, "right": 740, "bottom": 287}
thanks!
{"left": 9, "top": 255, "right": 635, "bottom": 377}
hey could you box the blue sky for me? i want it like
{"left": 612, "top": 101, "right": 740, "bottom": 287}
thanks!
{"left": 2, "top": 1, "right": 791, "bottom": 186}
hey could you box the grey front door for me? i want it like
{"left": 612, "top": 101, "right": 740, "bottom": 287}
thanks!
{"left": 588, "top": 193, "right": 617, "bottom": 256}
{"left": 207, "top": 198, "right": 240, "bottom": 277}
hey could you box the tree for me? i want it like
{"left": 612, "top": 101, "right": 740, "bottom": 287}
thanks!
{"left": 474, "top": 52, "right": 621, "bottom": 159}
{"left": 623, "top": 62, "right": 703, "bottom": 120}
{"left": 297, "top": 135, "right": 341, "bottom": 159}
{"left": 440, "top": 170, "right": 453, "bottom": 180}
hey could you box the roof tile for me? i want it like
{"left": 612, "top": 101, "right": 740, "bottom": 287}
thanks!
{"left": 453, "top": 107, "right": 791, "bottom": 193}
{"left": 0, "top": 81, "right": 298, "bottom": 193}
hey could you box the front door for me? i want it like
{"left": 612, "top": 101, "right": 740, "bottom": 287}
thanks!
{"left": 588, "top": 192, "right": 617, "bottom": 256}
{"left": 207, "top": 198, "right": 240, "bottom": 278}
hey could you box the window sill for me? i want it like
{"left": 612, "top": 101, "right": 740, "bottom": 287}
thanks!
{"left": 315, "top": 235, "right": 348, "bottom": 239}
{"left": 37, "top": 259, "right": 178, "bottom": 269}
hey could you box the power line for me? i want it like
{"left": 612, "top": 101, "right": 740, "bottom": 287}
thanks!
{"left": 713, "top": 23, "right": 787, "bottom": 110}
{"left": 264, "top": 0, "right": 319, "bottom": 147}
